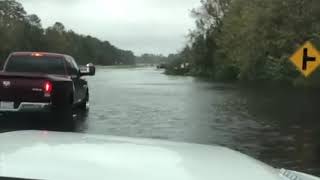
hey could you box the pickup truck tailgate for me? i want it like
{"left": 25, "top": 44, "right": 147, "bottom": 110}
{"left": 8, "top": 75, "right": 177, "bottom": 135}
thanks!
{"left": 0, "top": 73, "right": 50, "bottom": 104}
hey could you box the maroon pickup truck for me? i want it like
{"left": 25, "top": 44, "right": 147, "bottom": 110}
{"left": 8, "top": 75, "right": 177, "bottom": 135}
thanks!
{"left": 0, "top": 52, "right": 95, "bottom": 121}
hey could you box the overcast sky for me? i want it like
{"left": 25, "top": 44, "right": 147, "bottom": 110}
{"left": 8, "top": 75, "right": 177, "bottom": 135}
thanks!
{"left": 18, "top": 0, "right": 200, "bottom": 56}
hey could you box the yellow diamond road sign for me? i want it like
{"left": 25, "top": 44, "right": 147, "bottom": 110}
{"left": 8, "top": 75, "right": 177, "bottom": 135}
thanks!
{"left": 290, "top": 41, "right": 320, "bottom": 77}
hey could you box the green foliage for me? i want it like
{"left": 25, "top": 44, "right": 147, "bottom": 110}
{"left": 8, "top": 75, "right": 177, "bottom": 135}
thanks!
{"left": 136, "top": 54, "right": 167, "bottom": 64}
{"left": 165, "top": 47, "right": 192, "bottom": 75}
{"left": 0, "top": 0, "right": 135, "bottom": 66}
{"left": 167, "top": 0, "right": 320, "bottom": 86}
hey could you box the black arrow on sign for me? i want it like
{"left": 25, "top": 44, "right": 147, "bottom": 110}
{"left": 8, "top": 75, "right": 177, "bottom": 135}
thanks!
{"left": 303, "top": 48, "right": 316, "bottom": 70}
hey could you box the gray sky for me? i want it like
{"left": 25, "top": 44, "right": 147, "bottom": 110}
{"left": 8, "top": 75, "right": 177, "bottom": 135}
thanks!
{"left": 18, "top": 0, "right": 200, "bottom": 56}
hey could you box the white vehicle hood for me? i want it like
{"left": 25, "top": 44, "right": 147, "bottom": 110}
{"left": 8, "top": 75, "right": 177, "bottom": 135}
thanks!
{"left": 0, "top": 130, "right": 313, "bottom": 180}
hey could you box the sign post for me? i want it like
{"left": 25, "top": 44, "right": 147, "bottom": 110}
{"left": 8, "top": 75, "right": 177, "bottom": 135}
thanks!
{"left": 289, "top": 41, "right": 320, "bottom": 123}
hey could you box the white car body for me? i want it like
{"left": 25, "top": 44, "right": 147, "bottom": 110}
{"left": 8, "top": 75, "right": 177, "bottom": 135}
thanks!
{"left": 0, "top": 130, "right": 318, "bottom": 180}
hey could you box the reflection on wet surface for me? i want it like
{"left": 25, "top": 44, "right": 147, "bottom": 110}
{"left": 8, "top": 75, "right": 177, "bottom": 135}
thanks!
{"left": 0, "top": 109, "right": 88, "bottom": 133}
{"left": 1, "top": 66, "right": 320, "bottom": 175}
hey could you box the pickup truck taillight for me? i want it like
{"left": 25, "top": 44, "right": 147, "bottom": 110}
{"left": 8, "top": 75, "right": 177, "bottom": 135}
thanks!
{"left": 44, "top": 81, "right": 52, "bottom": 97}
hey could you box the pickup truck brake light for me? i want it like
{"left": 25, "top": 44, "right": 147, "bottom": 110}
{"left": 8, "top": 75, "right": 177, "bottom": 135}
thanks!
{"left": 44, "top": 81, "right": 53, "bottom": 96}
{"left": 31, "top": 52, "right": 43, "bottom": 57}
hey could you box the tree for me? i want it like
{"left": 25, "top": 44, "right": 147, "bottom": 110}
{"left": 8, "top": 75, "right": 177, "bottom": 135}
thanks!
{"left": 26, "top": 14, "right": 41, "bottom": 28}
{"left": 0, "top": 0, "right": 136, "bottom": 66}
{"left": 167, "top": 0, "right": 320, "bottom": 86}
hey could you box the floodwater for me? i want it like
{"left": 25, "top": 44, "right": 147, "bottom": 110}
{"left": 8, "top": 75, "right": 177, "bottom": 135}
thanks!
{"left": 1, "top": 66, "right": 320, "bottom": 175}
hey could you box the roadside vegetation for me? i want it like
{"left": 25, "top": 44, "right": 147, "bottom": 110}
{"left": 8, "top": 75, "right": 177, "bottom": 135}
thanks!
{"left": 135, "top": 54, "right": 167, "bottom": 65}
{"left": 166, "top": 0, "right": 320, "bottom": 87}
{"left": 0, "top": 0, "right": 135, "bottom": 66}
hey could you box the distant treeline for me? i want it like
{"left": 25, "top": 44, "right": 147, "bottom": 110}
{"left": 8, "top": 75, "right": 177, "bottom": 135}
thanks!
{"left": 0, "top": 0, "right": 135, "bottom": 66}
{"left": 166, "top": 0, "right": 320, "bottom": 87}
{"left": 135, "top": 54, "right": 167, "bottom": 64}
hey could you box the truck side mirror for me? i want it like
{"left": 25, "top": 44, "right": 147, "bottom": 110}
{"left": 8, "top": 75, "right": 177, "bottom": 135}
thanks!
{"left": 87, "top": 63, "right": 96, "bottom": 76}
{"left": 80, "top": 63, "right": 96, "bottom": 76}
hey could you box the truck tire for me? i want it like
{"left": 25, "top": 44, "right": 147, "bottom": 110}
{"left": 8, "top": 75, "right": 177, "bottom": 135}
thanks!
{"left": 51, "top": 95, "right": 74, "bottom": 130}
{"left": 78, "top": 91, "right": 89, "bottom": 110}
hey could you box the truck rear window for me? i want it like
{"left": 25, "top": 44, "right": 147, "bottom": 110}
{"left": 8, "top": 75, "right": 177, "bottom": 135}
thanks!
{"left": 5, "top": 55, "right": 66, "bottom": 75}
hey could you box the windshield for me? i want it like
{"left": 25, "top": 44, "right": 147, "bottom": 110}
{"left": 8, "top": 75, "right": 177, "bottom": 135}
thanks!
{"left": 5, "top": 55, "right": 66, "bottom": 75}
{"left": 0, "top": 0, "right": 320, "bottom": 179}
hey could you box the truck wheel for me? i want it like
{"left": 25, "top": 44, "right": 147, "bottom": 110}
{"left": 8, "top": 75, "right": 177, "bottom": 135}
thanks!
{"left": 51, "top": 96, "right": 74, "bottom": 130}
{"left": 79, "top": 91, "right": 89, "bottom": 110}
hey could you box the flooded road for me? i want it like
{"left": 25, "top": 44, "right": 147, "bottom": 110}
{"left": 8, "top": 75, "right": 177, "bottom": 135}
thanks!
{"left": 2, "top": 66, "right": 320, "bottom": 175}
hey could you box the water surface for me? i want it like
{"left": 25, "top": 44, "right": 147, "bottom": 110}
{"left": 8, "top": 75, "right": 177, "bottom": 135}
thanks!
{"left": 2, "top": 66, "right": 320, "bottom": 175}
